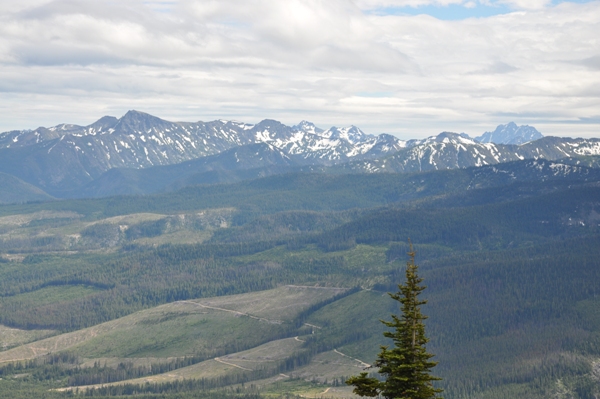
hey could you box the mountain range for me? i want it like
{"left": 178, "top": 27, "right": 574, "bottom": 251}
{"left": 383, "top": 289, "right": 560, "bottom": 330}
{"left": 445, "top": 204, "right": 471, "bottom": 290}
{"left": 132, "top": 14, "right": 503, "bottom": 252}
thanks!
{"left": 2, "top": 113, "right": 600, "bottom": 399}
{"left": 0, "top": 110, "right": 599, "bottom": 201}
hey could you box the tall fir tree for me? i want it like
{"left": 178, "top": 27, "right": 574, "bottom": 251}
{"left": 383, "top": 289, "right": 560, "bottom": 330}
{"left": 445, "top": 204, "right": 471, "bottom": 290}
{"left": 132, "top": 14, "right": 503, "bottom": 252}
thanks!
{"left": 347, "top": 242, "right": 442, "bottom": 399}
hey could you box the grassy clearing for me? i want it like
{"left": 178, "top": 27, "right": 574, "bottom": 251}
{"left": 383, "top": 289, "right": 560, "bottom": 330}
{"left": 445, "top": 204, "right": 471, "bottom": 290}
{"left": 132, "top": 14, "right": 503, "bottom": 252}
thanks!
{"left": 0, "top": 302, "right": 278, "bottom": 362}
{"left": 0, "top": 211, "right": 82, "bottom": 227}
{"left": 256, "top": 377, "right": 355, "bottom": 398}
{"left": 70, "top": 307, "right": 279, "bottom": 358}
{"left": 131, "top": 229, "right": 212, "bottom": 246}
{"left": 216, "top": 337, "right": 304, "bottom": 370}
{"left": 335, "top": 244, "right": 388, "bottom": 271}
{"left": 195, "top": 285, "right": 347, "bottom": 322}
{"left": 64, "top": 337, "right": 305, "bottom": 390}
{"left": 0, "top": 208, "right": 237, "bottom": 255}
{"left": 306, "top": 290, "right": 389, "bottom": 348}
{"left": 0, "top": 306, "right": 253, "bottom": 363}
{"left": 0, "top": 211, "right": 83, "bottom": 241}
{"left": 290, "top": 350, "right": 368, "bottom": 383}
{"left": 0, "top": 318, "right": 121, "bottom": 364}
{"left": 69, "top": 286, "right": 348, "bottom": 358}
{"left": 91, "top": 209, "right": 236, "bottom": 230}
{"left": 0, "top": 325, "right": 57, "bottom": 351}
{"left": 91, "top": 213, "right": 168, "bottom": 225}
{"left": 0, "top": 286, "right": 346, "bottom": 363}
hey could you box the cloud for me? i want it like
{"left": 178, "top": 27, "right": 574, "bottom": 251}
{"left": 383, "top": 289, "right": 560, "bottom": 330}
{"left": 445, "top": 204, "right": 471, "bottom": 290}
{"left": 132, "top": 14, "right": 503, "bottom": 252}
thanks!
{"left": 2, "top": 0, "right": 183, "bottom": 65}
{"left": 0, "top": 0, "right": 52, "bottom": 14}
{"left": 579, "top": 55, "right": 600, "bottom": 71}
{"left": 353, "top": 0, "right": 557, "bottom": 11}
{"left": 353, "top": 0, "right": 466, "bottom": 8}
{"left": 0, "top": 0, "right": 415, "bottom": 72}
{"left": 176, "top": 0, "right": 416, "bottom": 72}
{"left": 496, "top": 0, "right": 551, "bottom": 10}
{"left": 468, "top": 61, "right": 518, "bottom": 74}
{"left": 0, "top": 0, "right": 598, "bottom": 139}
{"left": 355, "top": 0, "right": 540, "bottom": 10}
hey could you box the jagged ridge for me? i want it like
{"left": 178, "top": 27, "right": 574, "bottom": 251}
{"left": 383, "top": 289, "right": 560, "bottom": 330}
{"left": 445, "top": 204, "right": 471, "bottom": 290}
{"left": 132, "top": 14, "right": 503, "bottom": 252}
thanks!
{"left": 0, "top": 112, "right": 599, "bottom": 198}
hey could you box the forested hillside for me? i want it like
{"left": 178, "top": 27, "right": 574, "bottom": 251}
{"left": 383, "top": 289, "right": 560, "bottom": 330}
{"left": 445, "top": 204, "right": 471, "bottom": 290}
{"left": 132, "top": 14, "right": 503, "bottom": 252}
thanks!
{"left": 1, "top": 161, "right": 599, "bottom": 399}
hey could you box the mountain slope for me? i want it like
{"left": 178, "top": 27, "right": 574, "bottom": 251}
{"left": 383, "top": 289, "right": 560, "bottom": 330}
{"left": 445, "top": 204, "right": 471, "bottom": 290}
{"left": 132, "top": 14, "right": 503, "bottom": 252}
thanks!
{"left": 0, "top": 173, "right": 54, "bottom": 204}
{"left": 71, "top": 143, "right": 298, "bottom": 198}
{"left": 476, "top": 121, "right": 543, "bottom": 144}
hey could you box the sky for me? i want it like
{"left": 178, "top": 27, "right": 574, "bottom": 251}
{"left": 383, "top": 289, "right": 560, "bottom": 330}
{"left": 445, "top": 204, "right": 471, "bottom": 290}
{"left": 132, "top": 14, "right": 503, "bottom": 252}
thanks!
{"left": 0, "top": 0, "right": 598, "bottom": 139}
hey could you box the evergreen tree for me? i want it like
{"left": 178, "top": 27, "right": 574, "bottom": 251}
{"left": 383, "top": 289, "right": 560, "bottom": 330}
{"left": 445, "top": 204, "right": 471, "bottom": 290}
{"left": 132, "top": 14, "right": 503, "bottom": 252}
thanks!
{"left": 347, "top": 243, "right": 443, "bottom": 399}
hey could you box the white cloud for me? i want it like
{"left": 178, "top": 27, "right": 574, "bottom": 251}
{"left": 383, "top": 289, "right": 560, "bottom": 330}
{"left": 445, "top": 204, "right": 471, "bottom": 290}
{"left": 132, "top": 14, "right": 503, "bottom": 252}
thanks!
{"left": 353, "top": 0, "right": 465, "bottom": 9}
{"left": 497, "top": 0, "right": 551, "bottom": 10}
{"left": 0, "top": 0, "right": 52, "bottom": 13}
{"left": 353, "top": 0, "right": 558, "bottom": 11}
{"left": 0, "top": 0, "right": 598, "bottom": 139}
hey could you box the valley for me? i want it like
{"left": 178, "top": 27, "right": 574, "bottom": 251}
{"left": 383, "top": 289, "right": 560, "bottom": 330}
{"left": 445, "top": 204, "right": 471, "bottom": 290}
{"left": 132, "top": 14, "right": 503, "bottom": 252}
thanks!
{"left": 0, "top": 116, "right": 600, "bottom": 398}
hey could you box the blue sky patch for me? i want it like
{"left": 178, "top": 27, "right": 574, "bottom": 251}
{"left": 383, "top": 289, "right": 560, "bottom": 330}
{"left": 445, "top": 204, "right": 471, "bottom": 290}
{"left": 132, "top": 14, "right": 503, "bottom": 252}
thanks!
{"left": 368, "top": 0, "right": 597, "bottom": 20}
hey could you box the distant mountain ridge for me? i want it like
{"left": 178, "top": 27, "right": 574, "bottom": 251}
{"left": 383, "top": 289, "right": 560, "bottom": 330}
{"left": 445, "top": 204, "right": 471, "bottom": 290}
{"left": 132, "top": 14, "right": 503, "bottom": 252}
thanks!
{"left": 0, "top": 111, "right": 599, "bottom": 200}
{"left": 476, "top": 122, "right": 543, "bottom": 145}
{"left": 74, "top": 156, "right": 600, "bottom": 199}
{"left": 332, "top": 132, "right": 600, "bottom": 174}
{"left": 0, "top": 111, "right": 403, "bottom": 195}
{"left": 0, "top": 110, "right": 403, "bottom": 164}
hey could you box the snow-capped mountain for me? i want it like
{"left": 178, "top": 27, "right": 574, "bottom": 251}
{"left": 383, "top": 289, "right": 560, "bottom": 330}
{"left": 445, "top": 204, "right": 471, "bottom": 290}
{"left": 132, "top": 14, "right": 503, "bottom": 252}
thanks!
{"left": 293, "top": 121, "right": 323, "bottom": 135}
{"left": 0, "top": 111, "right": 402, "bottom": 164}
{"left": 0, "top": 111, "right": 599, "bottom": 199}
{"left": 261, "top": 122, "right": 405, "bottom": 163}
{"left": 476, "top": 122, "right": 543, "bottom": 145}
{"left": 333, "top": 132, "right": 600, "bottom": 173}
{"left": 0, "top": 111, "right": 404, "bottom": 194}
{"left": 0, "top": 111, "right": 256, "bottom": 163}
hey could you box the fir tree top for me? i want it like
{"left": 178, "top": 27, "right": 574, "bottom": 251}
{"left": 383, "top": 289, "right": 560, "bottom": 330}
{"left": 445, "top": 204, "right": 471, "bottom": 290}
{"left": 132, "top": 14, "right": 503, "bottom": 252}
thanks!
{"left": 347, "top": 242, "right": 443, "bottom": 399}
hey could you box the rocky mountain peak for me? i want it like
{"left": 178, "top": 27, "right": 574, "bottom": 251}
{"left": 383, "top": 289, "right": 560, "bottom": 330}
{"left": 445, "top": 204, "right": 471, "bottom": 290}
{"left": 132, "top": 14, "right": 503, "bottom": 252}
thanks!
{"left": 252, "top": 119, "right": 296, "bottom": 143}
{"left": 294, "top": 121, "right": 324, "bottom": 135}
{"left": 476, "top": 122, "right": 543, "bottom": 145}
{"left": 92, "top": 115, "right": 119, "bottom": 127}
{"left": 325, "top": 126, "right": 370, "bottom": 144}
{"left": 82, "top": 116, "right": 119, "bottom": 135}
{"left": 114, "top": 110, "right": 173, "bottom": 135}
